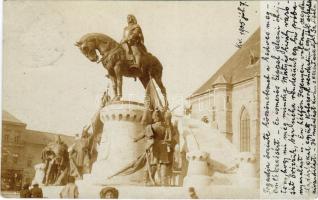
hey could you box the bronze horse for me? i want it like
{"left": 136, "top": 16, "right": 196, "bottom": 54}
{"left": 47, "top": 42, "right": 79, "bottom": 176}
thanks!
{"left": 75, "top": 33, "right": 167, "bottom": 103}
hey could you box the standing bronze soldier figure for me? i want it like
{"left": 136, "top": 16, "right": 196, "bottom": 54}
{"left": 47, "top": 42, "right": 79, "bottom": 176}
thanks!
{"left": 151, "top": 109, "right": 171, "bottom": 186}
{"left": 134, "top": 109, "right": 171, "bottom": 186}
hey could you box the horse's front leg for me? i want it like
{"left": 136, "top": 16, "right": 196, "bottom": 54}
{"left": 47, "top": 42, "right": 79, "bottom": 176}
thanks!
{"left": 114, "top": 62, "right": 123, "bottom": 100}
{"left": 110, "top": 76, "right": 118, "bottom": 99}
{"left": 117, "top": 76, "right": 123, "bottom": 100}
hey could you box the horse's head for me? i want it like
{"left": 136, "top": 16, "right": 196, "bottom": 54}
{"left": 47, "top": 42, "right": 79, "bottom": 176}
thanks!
{"left": 75, "top": 40, "right": 99, "bottom": 62}
{"left": 76, "top": 33, "right": 122, "bottom": 64}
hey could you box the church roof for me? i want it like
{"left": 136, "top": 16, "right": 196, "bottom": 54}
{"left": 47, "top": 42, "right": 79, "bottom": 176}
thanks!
{"left": 190, "top": 28, "right": 260, "bottom": 97}
{"left": 213, "top": 75, "right": 229, "bottom": 85}
{"left": 2, "top": 110, "right": 26, "bottom": 126}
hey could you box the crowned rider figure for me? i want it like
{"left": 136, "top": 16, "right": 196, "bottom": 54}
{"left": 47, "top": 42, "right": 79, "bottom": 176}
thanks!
{"left": 121, "top": 14, "right": 147, "bottom": 72}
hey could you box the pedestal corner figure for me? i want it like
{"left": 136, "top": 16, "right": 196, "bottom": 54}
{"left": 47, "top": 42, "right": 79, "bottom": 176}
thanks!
{"left": 41, "top": 135, "right": 69, "bottom": 186}
{"left": 135, "top": 109, "right": 170, "bottom": 186}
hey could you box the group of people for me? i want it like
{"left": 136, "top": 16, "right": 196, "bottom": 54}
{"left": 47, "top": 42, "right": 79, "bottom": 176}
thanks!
{"left": 20, "top": 176, "right": 118, "bottom": 199}
{"left": 20, "top": 178, "right": 198, "bottom": 199}
{"left": 19, "top": 183, "right": 43, "bottom": 198}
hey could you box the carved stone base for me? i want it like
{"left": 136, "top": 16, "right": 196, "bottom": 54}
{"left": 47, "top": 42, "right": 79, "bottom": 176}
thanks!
{"left": 85, "top": 101, "right": 146, "bottom": 185}
{"left": 183, "top": 151, "right": 212, "bottom": 187}
{"left": 234, "top": 152, "right": 259, "bottom": 188}
{"left": 184, "top": 175, "right": 212, "bottom": 187}
{"left": 40, "top": 184, "right": 259, "bottom": 199}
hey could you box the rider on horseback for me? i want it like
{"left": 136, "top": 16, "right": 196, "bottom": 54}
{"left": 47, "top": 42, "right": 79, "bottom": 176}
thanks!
{"left": 121, "top": 14, "right": 147, "bottom": 72}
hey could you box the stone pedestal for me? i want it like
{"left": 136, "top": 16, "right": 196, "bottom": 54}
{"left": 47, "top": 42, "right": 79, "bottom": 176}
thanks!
{"left": 41, "top": 185, "right": 259, "bottom": 199}
{"left": 183, "top": 151, "right": 211, "bottom": 187}
{"left": 234, "top": 152, "right": 259, "bottom": 188}
{"left": 85, "top": 101, "right": 146, "bottom": 185}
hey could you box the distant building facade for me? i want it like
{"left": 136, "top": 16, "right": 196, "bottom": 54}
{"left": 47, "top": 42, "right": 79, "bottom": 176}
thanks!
{"left": 1, "top": 110, "right": 75, "bottom": 191}
{"left": 187, "top": 29, "right": 260, "bottom": 158}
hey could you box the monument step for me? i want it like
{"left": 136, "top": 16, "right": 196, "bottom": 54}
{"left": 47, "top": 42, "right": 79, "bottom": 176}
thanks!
{"left": 42, "top": 184, "right": 259, "bottom": 199}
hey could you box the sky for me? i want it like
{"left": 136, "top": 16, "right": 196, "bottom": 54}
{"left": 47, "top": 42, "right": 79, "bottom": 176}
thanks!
{"left": 3, "top": 1, "right": 260, "bottom": 135}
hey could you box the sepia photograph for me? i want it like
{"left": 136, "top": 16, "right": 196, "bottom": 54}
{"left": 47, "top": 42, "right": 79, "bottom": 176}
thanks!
{"left": 2, "top": 0, "right": 279, "bottom": 199}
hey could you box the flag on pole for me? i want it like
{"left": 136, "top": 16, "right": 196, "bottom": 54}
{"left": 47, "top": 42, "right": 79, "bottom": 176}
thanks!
{"left": 107, "top": 152, "right": 147, "bottom": 179}
{"left": 141, "top": 78, "right": 163, "bottom": 125}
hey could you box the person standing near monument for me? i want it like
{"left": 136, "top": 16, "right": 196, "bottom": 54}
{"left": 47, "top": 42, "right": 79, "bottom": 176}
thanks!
{"left": 99, "top": 187, "right": 119, "bottom": 199}
{"left": 59, "top": 176, "right": 79, "bottom": 199}
{"left": 20, "top": 183, "right": 31, "bottom": 198}
{"left": 121, "top": 14, "right": 147, "bottom": 71}
{"left": 188, "top": 187, "right": 199, "bottom": 199}
{"left": 30, "top": 183, "right": 43, "bottom": 198}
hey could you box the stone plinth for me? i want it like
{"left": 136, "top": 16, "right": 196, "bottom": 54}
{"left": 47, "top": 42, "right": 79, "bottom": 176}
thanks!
{"left": 40, "top": 184, "right": 259, "bottom": 199}
{"left": 183, "top": 151, "right": 211, "bottom": 187}
{"left": 85, "top": 101, "right": 146, "bottom": 185}
{"left": 234, "top": 152, "right": 259, "bottom": 188}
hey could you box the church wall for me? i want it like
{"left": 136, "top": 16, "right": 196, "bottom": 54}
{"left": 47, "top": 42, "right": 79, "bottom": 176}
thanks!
{"left": 188, "top": 76, "right": 260, "bottom": 155}
{"left": 231, "top": 78, "right": 259, "bottom": 155}
{"left": 189, "top": 92, "right": 214, "bottom": 123}
{"left": 213, "top": 85, "right": 233, "bottom": 140}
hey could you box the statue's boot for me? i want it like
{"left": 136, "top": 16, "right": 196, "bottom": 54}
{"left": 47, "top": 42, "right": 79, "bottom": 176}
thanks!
{"left": 130, "top": 55, "right": 143, "bottom": 74}
{"left": 130, "top": 64, "right": 142, "bottom": 72}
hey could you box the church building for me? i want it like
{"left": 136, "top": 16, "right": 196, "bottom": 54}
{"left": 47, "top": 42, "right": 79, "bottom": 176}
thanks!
{"left": 187, "top": 28, "right": 260, "bottom": 158}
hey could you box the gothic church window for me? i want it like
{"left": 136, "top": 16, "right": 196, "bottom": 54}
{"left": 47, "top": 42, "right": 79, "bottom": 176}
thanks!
{"left": 211, "top": 106, "right": 216, "bottom": 121}
{"left": 240, "top": 107, "right": 250, "bottom": 152}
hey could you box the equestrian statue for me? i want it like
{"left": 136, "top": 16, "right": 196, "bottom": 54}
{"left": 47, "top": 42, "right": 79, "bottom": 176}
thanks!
{"left": 75, "top": 14, "right": 167, "bottom": 104}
